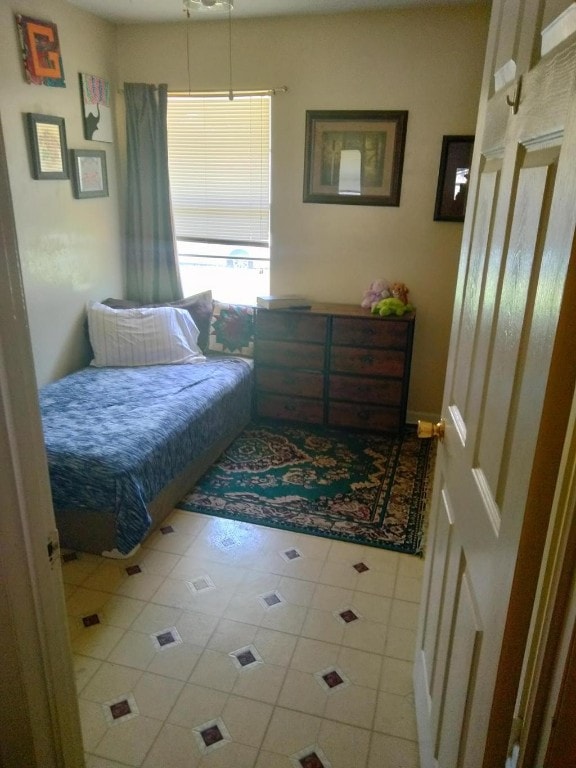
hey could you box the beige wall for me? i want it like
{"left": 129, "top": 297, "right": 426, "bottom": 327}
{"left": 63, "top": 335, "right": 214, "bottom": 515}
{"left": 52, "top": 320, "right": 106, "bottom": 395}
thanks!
{"left": 116, "top": 4, "right": 489, "bottom": 418}
{"left": 0, "top": 1, "right": 489, "bottom": 416}
{"left": 0, "top": 0, "right": 123, "bottom": 386}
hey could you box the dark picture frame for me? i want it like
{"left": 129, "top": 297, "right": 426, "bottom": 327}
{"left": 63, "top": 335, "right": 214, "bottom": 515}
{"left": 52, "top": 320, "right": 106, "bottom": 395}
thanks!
{"left": 70, "top": 149, "right": 108, "bottom": 199}
{"left": 433, "top": 135, "right": 474, "bottom": 222}
{"left": 303, "top": 110, "right": 408, "bottom": 206}
{"left": 26, "top": 113, "right": 68, "bottom": 180}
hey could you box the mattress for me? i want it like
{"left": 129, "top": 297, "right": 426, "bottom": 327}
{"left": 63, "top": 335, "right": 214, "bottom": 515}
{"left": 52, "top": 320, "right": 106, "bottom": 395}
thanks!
{"left": 39, "top": 357, "right": 253, "bottom": 554}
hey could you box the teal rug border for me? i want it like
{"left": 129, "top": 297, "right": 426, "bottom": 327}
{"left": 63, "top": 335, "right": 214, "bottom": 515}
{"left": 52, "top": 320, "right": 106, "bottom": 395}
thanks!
{"left": 177, "top": 421, "right": 433, "bottom": 556}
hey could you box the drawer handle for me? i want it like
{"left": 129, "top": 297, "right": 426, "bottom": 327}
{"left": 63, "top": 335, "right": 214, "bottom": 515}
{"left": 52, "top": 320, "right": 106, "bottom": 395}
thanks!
{"left": 360, "top": 354, "right": 374, "bottom": 365}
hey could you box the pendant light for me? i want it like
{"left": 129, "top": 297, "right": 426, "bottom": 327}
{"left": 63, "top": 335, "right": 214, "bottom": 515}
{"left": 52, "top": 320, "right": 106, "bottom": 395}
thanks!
{"left": 182, "top": 0, "right": 234, "bottom": 99}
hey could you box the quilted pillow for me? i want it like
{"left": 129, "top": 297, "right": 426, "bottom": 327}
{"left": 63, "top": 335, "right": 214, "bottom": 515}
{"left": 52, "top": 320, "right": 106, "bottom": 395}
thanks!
{"left": 208, "top": 301, "right": 255, "bottom": 357}
{"left": 102, "top": 291, "right": 214, "bottom": 353}
{"left": 87, "top": 302, "right": 205, "bottom": 367}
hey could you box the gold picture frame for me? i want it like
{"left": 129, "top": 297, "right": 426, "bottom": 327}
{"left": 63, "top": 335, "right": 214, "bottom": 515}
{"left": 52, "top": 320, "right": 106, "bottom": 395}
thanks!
{"left": 303, "top": 110, "right": 408, "bottom": 206}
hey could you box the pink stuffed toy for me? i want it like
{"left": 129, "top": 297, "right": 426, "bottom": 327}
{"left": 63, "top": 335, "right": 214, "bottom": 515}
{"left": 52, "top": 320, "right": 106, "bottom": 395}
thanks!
{"left": 361, "top": 279, "right": 391, "bottom": 310}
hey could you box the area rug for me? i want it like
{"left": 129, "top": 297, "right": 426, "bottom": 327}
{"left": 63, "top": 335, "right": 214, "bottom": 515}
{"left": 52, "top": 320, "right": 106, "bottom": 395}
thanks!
{"left": 177, "top": 420, "right": 435, "bottom": 555}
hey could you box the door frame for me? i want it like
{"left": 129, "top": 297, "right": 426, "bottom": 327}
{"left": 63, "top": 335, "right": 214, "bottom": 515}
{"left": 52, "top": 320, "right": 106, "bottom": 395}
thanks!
{"left": 510, "top": 353, "right": 576, "bottom": 766}
{"left": 0, "top": 118, "right": 84, "bottom": 766}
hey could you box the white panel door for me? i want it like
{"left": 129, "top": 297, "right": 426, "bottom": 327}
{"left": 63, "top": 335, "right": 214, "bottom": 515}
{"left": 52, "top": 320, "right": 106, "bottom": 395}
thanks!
{"left": 414, "top": 1, "right": 576, "bottom": 766}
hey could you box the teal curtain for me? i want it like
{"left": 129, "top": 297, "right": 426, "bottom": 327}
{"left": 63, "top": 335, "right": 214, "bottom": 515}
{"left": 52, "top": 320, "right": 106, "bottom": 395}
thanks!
{"left": 124, "top": 83, "right": 182, "bottom": 303}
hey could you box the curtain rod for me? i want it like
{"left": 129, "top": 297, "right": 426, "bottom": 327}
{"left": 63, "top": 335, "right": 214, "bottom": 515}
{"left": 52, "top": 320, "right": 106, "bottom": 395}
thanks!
{"left": 169, "top": 86, "right": 288, "bottom": 97}
{"left": 118, "top": 86, "right": 287, "bottom": 97}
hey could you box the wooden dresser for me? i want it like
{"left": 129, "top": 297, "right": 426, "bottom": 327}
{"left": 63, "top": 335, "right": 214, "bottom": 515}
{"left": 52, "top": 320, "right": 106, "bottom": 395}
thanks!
{"left": 254, "top": 303, "right": 415, "bottom": 433}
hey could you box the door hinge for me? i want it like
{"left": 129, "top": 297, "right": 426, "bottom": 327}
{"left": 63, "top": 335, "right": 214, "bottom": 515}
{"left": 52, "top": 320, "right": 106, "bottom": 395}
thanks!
{"left": 47, "top": 529, "right": 60, "bottom": 567}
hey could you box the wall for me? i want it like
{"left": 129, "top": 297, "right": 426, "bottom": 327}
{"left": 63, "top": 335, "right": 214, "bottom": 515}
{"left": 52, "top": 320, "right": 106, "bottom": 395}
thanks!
{"left": 116, "top": 4, "right": 490, "bottom": 418}
{"left": 0, "top": 0, "right": 123, "bottom": 386}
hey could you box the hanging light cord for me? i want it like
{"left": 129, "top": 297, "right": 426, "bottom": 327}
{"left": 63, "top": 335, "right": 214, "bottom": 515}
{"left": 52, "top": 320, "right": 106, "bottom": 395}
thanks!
{"left": 186, "top": 6, "right": 192, "bottom": 95}
{"left": 228, "top": 2, "right": 233, "bottom": 100}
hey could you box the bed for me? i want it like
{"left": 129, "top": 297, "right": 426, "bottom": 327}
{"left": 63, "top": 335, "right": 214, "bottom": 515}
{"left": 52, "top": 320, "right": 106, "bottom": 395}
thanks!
{"left": 39, "top": 299, "right": 254, "bottom": 558}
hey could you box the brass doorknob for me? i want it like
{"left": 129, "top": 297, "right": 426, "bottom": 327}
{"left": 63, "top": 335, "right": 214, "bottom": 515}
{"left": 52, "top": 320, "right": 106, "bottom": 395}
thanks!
{"left": 417, "top": 419, "right": 445, "bottom": 441}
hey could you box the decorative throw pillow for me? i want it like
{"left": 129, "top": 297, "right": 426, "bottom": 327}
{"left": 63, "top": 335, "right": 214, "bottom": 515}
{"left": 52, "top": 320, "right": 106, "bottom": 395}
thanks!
{"left": 87, "top": 302, "right": 205, "bottom": 367}
{"left": 208, "top": 301, "right": 255, "bottom": 357}
{"left": 102, "top": 291, "right": 214, "bottom": 353}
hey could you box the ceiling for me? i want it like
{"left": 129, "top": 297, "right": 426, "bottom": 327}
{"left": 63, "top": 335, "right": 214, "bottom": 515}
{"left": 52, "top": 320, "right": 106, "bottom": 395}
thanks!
{"left": 65, "top": 0, "right": 478, "bottom": 25}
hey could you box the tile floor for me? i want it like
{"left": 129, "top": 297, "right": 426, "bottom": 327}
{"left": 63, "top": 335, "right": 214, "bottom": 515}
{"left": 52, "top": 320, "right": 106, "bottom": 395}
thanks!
{"left": 64, "top": 509, "right": 423, "bottom": 768}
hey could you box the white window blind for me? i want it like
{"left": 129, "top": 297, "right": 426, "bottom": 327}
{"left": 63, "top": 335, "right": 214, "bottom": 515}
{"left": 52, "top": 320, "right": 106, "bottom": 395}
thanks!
{"left": 166, "top": 95, "right": 270, "bottom": 244}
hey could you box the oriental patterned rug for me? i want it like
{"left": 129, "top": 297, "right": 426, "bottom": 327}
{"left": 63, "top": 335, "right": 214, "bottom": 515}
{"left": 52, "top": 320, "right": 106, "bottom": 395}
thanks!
{"left": 178, "top": 420, "right": 434, "bottom": 555}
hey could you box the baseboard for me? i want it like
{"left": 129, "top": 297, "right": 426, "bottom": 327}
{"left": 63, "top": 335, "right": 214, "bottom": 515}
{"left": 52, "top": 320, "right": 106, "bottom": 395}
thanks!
{"left": 406, "top": 410, "right": 441, "bottom": 426}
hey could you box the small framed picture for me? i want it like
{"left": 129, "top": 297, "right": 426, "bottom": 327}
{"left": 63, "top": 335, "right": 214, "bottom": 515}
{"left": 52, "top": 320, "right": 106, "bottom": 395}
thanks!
{"left": 70, "top": 149, "right": 108, "bottom": 198}
{"left": 433, "top": 135, "right": 474, "bottom": 222}
{"left": 26, "top": 113, "right": 68, "bottom": 180}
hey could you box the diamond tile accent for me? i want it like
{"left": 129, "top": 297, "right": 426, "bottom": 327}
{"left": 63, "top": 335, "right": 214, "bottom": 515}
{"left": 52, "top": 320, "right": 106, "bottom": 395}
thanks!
{"left": 259, "top": 591, "right": 284, "bottom": 609}
{"left": 160, "top": 525, "right": 175, "bottom": 535}
{"left": 151, "top": 626, "right": 183, "bottom": 651}
{"left": 353, "top": 562, "right": 370, "bottom": 573}
{"left": 82, "top": 613, "right": 100, "bottom": 628}
{"left": 103, "top": 693, "right": 139, "bottom": 726}
{"left": 291, "top": 745, "right": 332, "bottom": 768}
{"left": 229, "top": 644, "right": 263, "bottom": 671}
{"left": 314, "top": 666, "right": 350, "bottom": 694}
{"left": 194, "top": 718, "right": 231, "bottom": 755}
{"left": 110, "top": 699, "right": 131, "bottom": 719}
{"left": 323, "top": 670, "right": 344, "bottom": 688}
{"left": 281, "top": 547, "right": 302, "bottom": 561}
{"left": 202, "top": 724, "right": 223, "bottom": 746}
{"left": 335, "top": 608, "right": 360, "bottom": 624}
{"left": 125, "top": 564, "right": 142, "bottom": 576}
{"left": 187, "top": 575, "right": 216, "bottom": 594}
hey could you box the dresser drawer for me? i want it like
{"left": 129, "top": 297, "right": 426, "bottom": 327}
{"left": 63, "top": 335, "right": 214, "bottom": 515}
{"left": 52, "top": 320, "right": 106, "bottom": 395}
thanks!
{"left": 256, "top": 340, "right": 325, "bottom": 370}
{"left": 256, "top": 368, "right": 324, "bottom": 398}
{"left": 331, "top": 317, "right": 409, "bottom": 349}
{"left": 328, "top": 402, "right": 402, "bottom": 432}
{"left": 329, "top": 374, "right": 403, "bottom": 405}
{"left": 256, "top": 393, "right": 324, "bottom": 424}
{"left": 330, "top": 346, "right": 405, "bottom": 378}
{"left": 253, "top": 304, "right": 414, "bottom": 433}
{"left": 256, "top": 311, "right": 327, "bottom": 342}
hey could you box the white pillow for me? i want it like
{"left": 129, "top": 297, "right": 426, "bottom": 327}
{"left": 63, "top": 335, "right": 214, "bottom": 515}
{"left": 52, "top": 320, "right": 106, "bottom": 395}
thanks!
{"left": 87, "top": 301, "right": 206, "bottom": 367}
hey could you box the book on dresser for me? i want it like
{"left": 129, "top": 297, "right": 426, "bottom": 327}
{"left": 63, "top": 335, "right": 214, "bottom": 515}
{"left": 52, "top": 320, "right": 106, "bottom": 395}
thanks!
{"left": 256, "top": 295, "right": 311, "bottom": 309}
{"left": 254, "top": 302, "right": 415, "bottom": 433}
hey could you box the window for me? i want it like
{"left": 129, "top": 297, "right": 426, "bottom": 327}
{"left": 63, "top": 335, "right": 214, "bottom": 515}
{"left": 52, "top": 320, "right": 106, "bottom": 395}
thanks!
{"left": 166, "top": 95, "right": 270, "bottom": 304}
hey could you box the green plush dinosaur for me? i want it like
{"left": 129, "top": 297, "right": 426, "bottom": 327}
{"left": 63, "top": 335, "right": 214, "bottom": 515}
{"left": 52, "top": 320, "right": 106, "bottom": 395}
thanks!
{"left": 371, "top": 297, "right": 414, "bottom": 317}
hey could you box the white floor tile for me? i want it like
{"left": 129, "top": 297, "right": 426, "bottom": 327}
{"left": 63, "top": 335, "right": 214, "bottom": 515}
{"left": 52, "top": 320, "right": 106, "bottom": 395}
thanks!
{"left": 69, "top": 514, "right": 424, "bottom": 767}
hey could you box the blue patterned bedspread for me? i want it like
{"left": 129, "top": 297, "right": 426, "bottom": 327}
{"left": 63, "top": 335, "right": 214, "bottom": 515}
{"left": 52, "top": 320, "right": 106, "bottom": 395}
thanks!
{"left": 39, "top": 358, "right": 253, "bottom": 554}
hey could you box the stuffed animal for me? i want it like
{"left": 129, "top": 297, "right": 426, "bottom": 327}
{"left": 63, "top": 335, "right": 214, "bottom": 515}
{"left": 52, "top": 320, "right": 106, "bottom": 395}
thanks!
{"left": 372, "top": 297, "right": 414, "bottom": 317}
{"left": 390, "top": 282, "right": 410, "bottom": 305}
{"left": 361, "top": 279, "right": 391, "bottom": 310}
